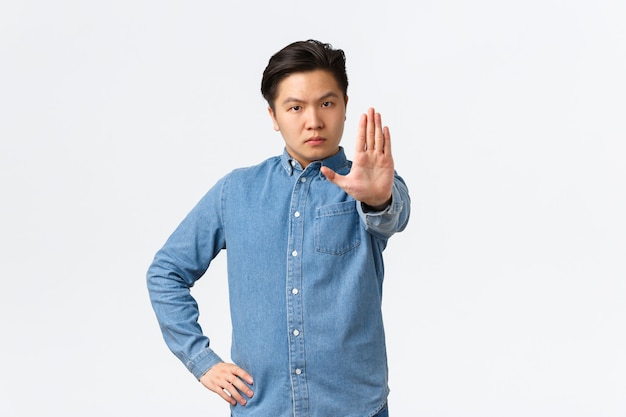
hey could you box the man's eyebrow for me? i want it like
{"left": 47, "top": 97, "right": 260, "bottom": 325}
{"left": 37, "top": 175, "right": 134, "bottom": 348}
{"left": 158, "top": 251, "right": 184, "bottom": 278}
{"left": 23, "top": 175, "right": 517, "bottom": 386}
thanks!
{"left": 280, "top": 92, "right": 341, "bottom": 105}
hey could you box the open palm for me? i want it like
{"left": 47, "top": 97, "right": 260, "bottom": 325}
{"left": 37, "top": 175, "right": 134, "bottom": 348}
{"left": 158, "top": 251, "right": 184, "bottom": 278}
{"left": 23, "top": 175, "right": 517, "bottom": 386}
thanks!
{"left": 321, "top": 107, "right": 395, "bottom": 210}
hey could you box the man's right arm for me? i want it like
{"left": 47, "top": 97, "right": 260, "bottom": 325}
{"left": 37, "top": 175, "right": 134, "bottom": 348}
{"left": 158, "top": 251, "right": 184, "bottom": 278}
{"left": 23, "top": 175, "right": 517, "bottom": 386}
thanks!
{"left": 146, "top": 179, "right": 227, "bottom": 379}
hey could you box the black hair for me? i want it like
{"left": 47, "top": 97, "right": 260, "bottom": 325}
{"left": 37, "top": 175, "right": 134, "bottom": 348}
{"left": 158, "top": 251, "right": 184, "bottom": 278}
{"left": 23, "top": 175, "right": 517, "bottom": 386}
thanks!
{"left": 261, "top": 39, "right": 348, "bottom": 110}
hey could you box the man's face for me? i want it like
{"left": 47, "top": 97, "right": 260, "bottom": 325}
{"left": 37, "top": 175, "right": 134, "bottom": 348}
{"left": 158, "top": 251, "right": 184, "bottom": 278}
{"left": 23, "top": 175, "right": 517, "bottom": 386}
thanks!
{"left": 268, "top": 69, "right": 347, "bottom": 168}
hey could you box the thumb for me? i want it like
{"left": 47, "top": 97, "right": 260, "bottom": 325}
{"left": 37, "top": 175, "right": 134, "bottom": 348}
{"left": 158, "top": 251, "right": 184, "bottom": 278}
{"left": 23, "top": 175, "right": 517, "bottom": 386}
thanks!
{"left": 321, "top": 166, "right": 338, "bottom": 183}
{"left": 321, "top": 166, "right": 350, "bottom": 192}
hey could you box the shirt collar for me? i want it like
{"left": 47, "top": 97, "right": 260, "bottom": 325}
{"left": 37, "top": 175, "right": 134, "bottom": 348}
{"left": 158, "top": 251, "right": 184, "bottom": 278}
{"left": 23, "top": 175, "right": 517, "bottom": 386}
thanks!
{"left": 280, "top": 147, "right": 350, "bottom": 177}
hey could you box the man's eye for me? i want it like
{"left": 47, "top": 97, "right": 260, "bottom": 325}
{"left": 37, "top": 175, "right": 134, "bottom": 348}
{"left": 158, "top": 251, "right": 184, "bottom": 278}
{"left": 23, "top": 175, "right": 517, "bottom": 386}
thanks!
{"left": 290, "top": 105, "right": 302, "bottom": 112}
{"left": 321, "top": 102, "right": 332, "bottom": 107}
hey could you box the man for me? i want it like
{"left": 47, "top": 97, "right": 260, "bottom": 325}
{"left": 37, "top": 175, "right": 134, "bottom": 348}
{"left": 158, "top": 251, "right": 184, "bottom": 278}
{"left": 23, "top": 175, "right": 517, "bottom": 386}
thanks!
{"left": 147, "top": 39, "right": 410, "bottom": 417}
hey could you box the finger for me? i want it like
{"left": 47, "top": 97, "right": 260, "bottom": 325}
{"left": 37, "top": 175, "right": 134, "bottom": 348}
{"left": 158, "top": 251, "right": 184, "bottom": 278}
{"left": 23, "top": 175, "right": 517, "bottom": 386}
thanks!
{"left": 232, "top": 365, "right": 254, "bottom": 385}
{"left": 365, "top": 107, "right": 375, "bottom": 150}
{"left": 374, "top": 111, "right": 384, "bottom": 153}
{"left": 355, "top": 113, "right": 367, "bottom": 152}
{"left": 217, "top": 383, "right": 238, "bottom": 405}
{"left": 383, "top": 125, "right": 392, "bottom": 154}
{"left": 230, "top": 378, "right": 254, "bottom": 402}
{"left": 223, "top": 380, "right": 248, "bottom": 406}
{"left": 229, "top": 373, "right": 254, "bottom": 399}
{"left": 229, "top": 366, "right": 254, "bottom": 402}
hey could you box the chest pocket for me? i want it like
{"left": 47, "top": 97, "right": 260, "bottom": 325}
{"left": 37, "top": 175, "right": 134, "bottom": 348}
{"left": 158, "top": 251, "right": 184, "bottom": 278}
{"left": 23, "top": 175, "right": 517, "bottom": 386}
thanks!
{"left": 314, "top": 201, "right": 361, "bottom": 255}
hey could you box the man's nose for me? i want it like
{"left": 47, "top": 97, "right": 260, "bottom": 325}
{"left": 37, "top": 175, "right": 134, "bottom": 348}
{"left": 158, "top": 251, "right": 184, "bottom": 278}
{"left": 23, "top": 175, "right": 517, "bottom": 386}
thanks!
{"left": 305, "top": 108, "right": 323, "bottom": 129}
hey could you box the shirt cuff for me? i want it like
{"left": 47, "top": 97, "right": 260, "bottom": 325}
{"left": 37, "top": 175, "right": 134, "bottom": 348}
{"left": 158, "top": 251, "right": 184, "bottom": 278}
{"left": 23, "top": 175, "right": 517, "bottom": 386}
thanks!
{"left": 187, "top": 348, "right": 224, "bottom": 380}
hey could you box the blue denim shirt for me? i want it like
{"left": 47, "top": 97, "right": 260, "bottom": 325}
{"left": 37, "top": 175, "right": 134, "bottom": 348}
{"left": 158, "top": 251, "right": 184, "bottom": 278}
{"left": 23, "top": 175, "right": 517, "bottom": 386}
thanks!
{"left": 147, "top": 147, "right": 410, "bottom": 417}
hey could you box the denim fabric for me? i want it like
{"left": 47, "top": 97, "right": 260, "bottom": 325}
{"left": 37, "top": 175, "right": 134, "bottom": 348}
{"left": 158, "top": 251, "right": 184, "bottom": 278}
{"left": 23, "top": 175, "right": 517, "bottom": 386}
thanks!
{"left": 373, "top": 403, "right": 389, "bottom": 417}
{"left": 231, "top": 404, "right": 388, "bottom": 417}
{"left": 147, "top": 147, "right": 410, "bottom": 417}
{"left": 230, "top": 402, "right": 388, "bottom": 417}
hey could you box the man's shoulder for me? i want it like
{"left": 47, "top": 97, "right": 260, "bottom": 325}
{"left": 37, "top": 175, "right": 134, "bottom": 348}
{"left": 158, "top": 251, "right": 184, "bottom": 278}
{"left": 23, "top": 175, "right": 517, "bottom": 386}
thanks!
{"left": 224, "top": 154, "right": 283, "bottom": 181}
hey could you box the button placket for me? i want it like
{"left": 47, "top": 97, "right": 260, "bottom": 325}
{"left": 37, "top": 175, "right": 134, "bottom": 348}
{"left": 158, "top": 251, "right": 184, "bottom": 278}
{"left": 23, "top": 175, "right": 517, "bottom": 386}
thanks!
{"left": 286, "top": 169, "right": 313, "bottom": 415}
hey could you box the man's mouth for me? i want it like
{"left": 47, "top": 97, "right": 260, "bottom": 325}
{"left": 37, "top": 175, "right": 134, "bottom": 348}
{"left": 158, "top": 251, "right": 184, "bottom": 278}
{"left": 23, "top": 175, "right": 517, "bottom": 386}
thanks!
{"left": 306, "top": 136, "right": 326, "bottom": 145}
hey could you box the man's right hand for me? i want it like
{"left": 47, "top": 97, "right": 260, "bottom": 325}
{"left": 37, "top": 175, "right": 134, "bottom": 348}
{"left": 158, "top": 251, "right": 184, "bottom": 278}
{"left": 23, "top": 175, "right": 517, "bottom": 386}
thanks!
{"left": 200, "top": 362, "right": 254, "bottom": 406}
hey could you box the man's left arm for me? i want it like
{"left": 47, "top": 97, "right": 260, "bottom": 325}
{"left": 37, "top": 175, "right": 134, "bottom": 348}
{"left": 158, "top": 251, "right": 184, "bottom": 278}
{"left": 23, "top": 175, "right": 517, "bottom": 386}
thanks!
{"left": 321, "top": 107, "right": 410, "bottom": 238}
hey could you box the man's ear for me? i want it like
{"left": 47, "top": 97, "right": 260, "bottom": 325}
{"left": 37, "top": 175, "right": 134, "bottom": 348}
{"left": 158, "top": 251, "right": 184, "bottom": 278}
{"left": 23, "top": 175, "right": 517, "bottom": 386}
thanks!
{"left": 268, "top": 106, "right": 280, "bottom": 131}
{"left": 344, "top": 95, "right": 349, "bottom": 120}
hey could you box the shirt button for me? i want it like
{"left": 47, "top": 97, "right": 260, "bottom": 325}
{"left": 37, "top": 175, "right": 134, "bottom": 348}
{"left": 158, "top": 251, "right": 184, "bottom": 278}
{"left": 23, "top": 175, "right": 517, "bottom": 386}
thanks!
{"left": 292, "top": 288, "right": 299, "bottom": 295}
{"left": 295, "top": 368, "right": 302, "bottom": 375}
{"left": 293, "top": 329, "right": 300, "bottom": 336}
{"left": 292, "top": 250, "right": 298, "bottom": 257}
{"left": 291, "top": 160, "right": 296, "bottom": 166}
{"left": 294, "top": 211, "right": 300, "bottom": 218}
{"left": 300, "top": 177, "right": 306, "bottom": 183}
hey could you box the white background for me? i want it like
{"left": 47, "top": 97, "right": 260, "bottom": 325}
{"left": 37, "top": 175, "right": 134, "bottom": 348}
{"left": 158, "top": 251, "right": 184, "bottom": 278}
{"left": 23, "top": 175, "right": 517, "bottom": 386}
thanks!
{"left": 1, "top": 1, "right": 625, "bottom": 416}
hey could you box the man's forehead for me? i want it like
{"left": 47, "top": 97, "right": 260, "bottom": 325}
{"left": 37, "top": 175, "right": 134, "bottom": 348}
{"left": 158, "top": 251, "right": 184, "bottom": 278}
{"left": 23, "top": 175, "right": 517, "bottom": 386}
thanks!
{"left": 275, "top": 70, "right": 342, "bottom": 101}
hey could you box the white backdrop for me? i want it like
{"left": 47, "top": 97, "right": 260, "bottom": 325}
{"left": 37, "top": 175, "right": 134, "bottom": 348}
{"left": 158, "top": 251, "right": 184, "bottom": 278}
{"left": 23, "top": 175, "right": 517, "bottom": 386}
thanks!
{"left": 1, "top": 1, "right": 625, "bottom": 416}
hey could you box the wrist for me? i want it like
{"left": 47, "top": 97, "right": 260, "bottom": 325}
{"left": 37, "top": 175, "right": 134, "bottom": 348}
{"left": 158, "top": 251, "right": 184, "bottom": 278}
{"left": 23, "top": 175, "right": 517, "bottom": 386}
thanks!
{"left": 361, "top": 196, "right": 392, "bottom": 212}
